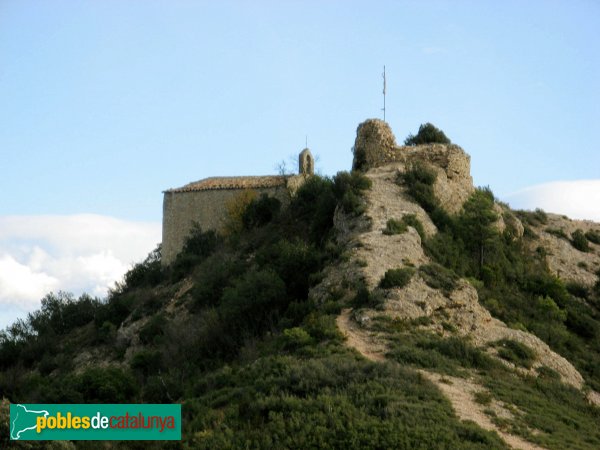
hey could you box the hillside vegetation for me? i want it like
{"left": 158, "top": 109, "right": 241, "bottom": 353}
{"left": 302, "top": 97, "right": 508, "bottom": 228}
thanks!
{"left": 2, "top": 122, "right": 600, "bottom": 449}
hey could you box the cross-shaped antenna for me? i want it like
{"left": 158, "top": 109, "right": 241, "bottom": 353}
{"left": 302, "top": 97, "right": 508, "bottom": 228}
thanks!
{"left": 382, "top": 65, "right": 386, "bottom": 122}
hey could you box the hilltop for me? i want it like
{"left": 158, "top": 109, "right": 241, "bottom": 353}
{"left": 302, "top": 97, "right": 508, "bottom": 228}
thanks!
{"left": 2, "top": 120, "right": 600, "bottom": 449}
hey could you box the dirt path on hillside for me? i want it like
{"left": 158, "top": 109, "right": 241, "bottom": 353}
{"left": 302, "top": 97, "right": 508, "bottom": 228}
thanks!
{"left": 420, "top": 371, "right": 546, "bottom": 450}
{"left": 336, "top": 309, "right": 547, "bottom": 450}
{"left": 336, "top": 309, "right": 386, "bottom": 362}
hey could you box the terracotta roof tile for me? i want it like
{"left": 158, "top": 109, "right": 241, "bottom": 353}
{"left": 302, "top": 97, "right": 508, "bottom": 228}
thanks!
{"left": 167, "top": 176, "right": 288, "bottom": 193}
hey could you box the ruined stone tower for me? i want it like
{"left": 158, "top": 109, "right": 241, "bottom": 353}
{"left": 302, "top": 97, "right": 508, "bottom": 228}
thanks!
{"left": 352, "top": 119, "right": 398, "bottom": 171}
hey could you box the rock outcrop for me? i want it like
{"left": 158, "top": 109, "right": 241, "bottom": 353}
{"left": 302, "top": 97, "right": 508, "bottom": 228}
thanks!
{"left": 352, "top": 119, "right": 474, "bottom": 214}
{"left": 316, "top": 161, "right": 587, "bottom": 389}
{"left": 526, "top": 213, "right": 600, "bottom": 287}
{"left": 313, "top": 121, "right": 600, "bottom": 397}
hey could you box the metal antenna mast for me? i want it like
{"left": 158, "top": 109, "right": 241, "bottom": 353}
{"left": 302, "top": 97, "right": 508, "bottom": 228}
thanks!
{"left": 382, "top": 65, "right": 386, "bottom": 122}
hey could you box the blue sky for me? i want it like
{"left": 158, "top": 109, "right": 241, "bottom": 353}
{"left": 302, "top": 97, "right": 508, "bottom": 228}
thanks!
{"left": 0, "top": 0, "right": 599, "bottom": 327}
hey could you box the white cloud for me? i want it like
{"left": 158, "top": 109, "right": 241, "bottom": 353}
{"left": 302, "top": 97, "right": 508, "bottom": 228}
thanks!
{"left": 0, "top": 214, "right": 161, "bottom": 329}
{"left": 502, "top": 179, "right": 600, "bottom": 222}
{"left": 0, "top": 255, "right": 59, "bottom": 307}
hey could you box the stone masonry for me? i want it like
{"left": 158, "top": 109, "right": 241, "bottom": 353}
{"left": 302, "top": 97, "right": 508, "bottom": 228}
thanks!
{"left": 162, "top": 149, "right": 314, "bottom": 265}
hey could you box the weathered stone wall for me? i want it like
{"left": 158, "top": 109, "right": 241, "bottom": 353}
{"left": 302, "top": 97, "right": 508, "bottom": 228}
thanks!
{"left": 162, "top": 185, "right": 290, "bottom": 265}
{"left": 162, "top": 174, "right": 309, "bottom": 265}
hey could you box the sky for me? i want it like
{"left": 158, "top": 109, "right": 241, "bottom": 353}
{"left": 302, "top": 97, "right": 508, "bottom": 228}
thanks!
{"left": 0, "top": 0, "right": 599, "bottom": 328}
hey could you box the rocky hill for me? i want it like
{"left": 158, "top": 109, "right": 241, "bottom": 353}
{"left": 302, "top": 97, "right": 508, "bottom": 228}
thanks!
{"left": 313, "top": 120, "right": 600, "bottom": 448}
{"left": 2, "top": 119, "right": 600, "bottom": 449}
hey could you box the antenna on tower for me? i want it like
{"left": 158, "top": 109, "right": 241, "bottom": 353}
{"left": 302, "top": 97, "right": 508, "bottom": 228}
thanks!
{"left": 305, "top": 135, "right": 308, "bottom": 148}
{"left": 382, "top": 65, "right": 386, "bottom": 122}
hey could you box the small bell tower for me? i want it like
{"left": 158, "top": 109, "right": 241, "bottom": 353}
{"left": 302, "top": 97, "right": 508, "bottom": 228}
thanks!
{"left": 299, "top": 148, "right": 314, "bottom": 175}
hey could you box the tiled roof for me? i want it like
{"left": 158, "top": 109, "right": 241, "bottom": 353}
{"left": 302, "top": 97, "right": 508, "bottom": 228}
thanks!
{"left": 166, "top": 176, "right": 288, "bottom": 193}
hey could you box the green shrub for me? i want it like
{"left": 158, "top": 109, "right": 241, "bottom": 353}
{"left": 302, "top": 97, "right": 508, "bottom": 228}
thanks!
{"left": 380, "top": 268, "right": 414, "bottom": 289}
{"left": 333, "top": 170, "right": 372, "bottom": 196}
{"left": 424, "top": 231, "right": 466, "bottom": 276}
{"left": 388, "top": 343, "right": 448, "bottom": 370}
{"left": 181, "top": 225, "right": 220, "bottom": 257}
{"left": 38, "top": 353, "right": 59, "bottom": 376}
{"left": 571, "top": 229, "right": 590, "bottom": 252}
{"left": 412, "top": 316, "right": 434, "bottom": 327}
{"left": 27, "top": 292, "right": 100, "bottom": 336}
{"left": 192, "top": 308, "right": 237, "bottom": 363}
{"left": 532, "top": 208, "right": 548, "bottom": 224}
{"left": 95, "top": 321, "right": 116, "bottom": 345}
{"left": 142, "top": 375, "right": 181, "bottom": 403}
{"left": 303, "top": 314, "right": 344, "bottom": 342}
{"left": 242, "top": 194, "right": 281, "bottom": 229}
{"left": 171, "top": 225, "right": 221, "bottom": 278}
{"left": 523, "top": 225, "right": 538, "bottom": 238}
{"left": 565, "top": 303, "right": 599, "bottom": 339}
{"left": 191, "top": 254, "right": 246, "bottom": 310}
{"left": 474, "top": 391, "right": 493, "bottom": 405}
{"left": 404, "top": 123, "right": 451, "bottom": 146}
{"left": 566, "top": 282, "right": 589, "bottom": 299}
{"left": 73, "top": 367, "right": 137, "bottom": 403}
{"left": 402, "top": 214, "right": 426, "bottom": 239}
{"left": 187, "top": 355, "right": 507, "bottom": 449}
{"left": 281, "top": 327, "right": 312, "bottom": 350}
{"left": 121, "top": 245, "right": 164, "bottom": 290}
{"left": 223, "top": 190, "right": 258, "bottom": 236}
{"left": 533, "top": 295, "right": 567, "bottom": 323}
{"left": 483, "top": 370, "right": 600, "bottom": 449}
{"left": 398, "top": 164, "right": 453, "bottom": 232}
{"left": 291, "top": 176, "right": 336, "bottom": 240}
{"left": 383, "top": 214, "right": 425, "bottom": 240}
{"left": 536, "top": 365, "right": 561, "bottom": 380}
{"left": 289, "top": 172, "right": 370, "bottom": 244}
{"left": 545, "top": 227, "right": 568, "bottom": 240}
{"left": 399, "top": 163, "right": 438, "bottom": 213}
{"left": 333, "top": 171, "right": 372, "bottom": 216}
{"left": 516, "top": 208, "right": 548, "bottom": 226}
{"left": 139, "top": 313, "right": 167, "bottom": 345}
{"left": 441, "top": 321, "right": 458, "bottom": 332}
{"left": 94, "top": 293, "right": 135, "bottom": 328}
{"left": 493, "top": 339, "right": 536, "bottom": 368}
{"left": 131, "top": 349, "right": 163, "bottom": 377}
{"left": 524, "top": 275, "right": 570, "bottom": 307}
{"left": 419, "top": 263, "right": 459, "bottom": 295}
{"left": 431, "top": 337, "right": 495, "bottom": 369}
{"left": 220, "top": 268, "right": 288, "bottom": 338}
{"left": 585, "top": 229, "right": 600, "bottom": 245}
{"left": 383, "top": 218, "right": 407, "bottom": 235}
{"left": 351, "top": 285, "right": 385, "bottom": 309}
{"left": 256, "top": 239, "right": 323, "bottom": 301}
{"left": 388, "top": 334, "right": 495, "bottom": 374}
